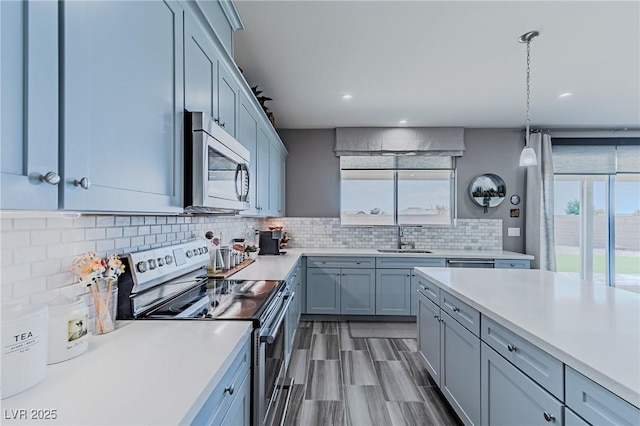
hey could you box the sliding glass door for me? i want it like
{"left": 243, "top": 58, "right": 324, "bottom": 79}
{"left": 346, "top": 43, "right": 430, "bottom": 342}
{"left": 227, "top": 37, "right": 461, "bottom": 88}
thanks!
{"left": 613, "top": 174, "right": 640, "bottom": 293}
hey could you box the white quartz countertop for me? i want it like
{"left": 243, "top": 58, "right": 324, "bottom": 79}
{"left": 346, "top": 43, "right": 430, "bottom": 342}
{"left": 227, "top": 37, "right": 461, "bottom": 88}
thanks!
{"left": 414, "top": 267, "right": 640, "bottom": 408}
{"left": 230, "top": 248, "right": 532, "bottom": 281}
{"left": 1, "top": 320, "right": 252, "bottom": 425}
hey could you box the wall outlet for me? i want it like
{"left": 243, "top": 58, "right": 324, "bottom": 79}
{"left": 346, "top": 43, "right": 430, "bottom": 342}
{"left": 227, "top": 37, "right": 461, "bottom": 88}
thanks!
{"left": 508, "top": 227, "right": 521, "bottom": 237}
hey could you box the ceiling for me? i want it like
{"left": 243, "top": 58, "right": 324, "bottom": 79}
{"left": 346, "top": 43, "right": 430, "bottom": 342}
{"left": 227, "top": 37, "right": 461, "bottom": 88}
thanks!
{"left": 233, "top": 1, "right": 640, "bottom": 130}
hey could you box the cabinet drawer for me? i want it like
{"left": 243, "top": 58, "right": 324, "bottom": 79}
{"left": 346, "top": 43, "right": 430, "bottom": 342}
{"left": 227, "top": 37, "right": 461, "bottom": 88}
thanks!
{"left": 440, "top": 290, "right": 480, "bottom": 337}
{"left": 376, "top": 257, "right": 445, "bottom": 269}
{"left": 494, "top": 259, "right": 531, "bottom": 269}
{"left": 416, "top": 276, "right": 440, "bottom": 305}
{"left": 565, "top": 367, "right": 640, "bottom": 425}
{"left": 482, "top": 316, "right": 563, "bottom": 400}
{"left": 307, "top": 256, "right": 374, "bottom": 269}
{"left": 191, "top": 339, "right": 251, "bottom": 425}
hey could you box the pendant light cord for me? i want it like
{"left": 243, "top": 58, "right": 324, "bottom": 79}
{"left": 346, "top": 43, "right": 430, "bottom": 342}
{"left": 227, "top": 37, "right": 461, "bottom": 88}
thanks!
{"left": 525, "top": 39, "right": 531, "bottom": 147}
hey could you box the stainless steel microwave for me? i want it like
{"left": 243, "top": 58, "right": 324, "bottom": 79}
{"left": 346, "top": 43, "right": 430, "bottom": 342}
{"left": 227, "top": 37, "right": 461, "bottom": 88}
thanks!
{"left": 184, "top": 111, "right": 250, "bottom": 213}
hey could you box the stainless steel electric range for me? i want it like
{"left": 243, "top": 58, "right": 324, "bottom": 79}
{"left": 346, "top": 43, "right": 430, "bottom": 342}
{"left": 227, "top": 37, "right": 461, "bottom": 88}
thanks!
{"left": 116, "top": 241, "right": 293, "bottom": 426}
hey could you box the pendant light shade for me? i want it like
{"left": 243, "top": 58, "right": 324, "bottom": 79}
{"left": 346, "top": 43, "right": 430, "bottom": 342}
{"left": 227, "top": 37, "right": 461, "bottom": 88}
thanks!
{"left": 519, "top": 146, "right": 537, "bottom": 166}
{"left": 519, "top": 30, "right": 539, "bottom": 167}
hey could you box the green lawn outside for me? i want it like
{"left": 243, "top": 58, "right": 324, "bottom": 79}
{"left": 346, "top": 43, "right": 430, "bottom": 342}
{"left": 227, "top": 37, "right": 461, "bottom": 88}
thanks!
{"left": 556, "top": 254, "right": 640, "bottom": 274}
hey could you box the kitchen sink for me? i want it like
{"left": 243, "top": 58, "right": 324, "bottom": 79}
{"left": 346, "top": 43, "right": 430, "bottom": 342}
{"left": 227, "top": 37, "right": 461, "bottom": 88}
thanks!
{"left": 377, "top": 249, "right": 432, "bottom": 254}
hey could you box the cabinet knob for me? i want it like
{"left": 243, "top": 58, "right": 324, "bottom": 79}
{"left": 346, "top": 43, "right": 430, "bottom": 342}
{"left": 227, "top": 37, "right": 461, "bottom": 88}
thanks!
{"left": 452, "top": 307, "right": 460, "bottom": 312}
{"left": 224, "top": 386, "right": 234, "bottom": 395}
{"left": 439, "top": 318, "right": 444, "bottom": 323}
{"left": 73, "top": 177, "right": 91, "bottom": 190}
{"left": 220, "top": 122, "right": 226, "bottom": 128}
{"left": 406, "top": 274, "right": 411, "bottom": 277}
{"left": 40, "top": 172, "right": 60, "bottom": 185}
{"left": 433, "top": 314, "right": 439, "bottom": 319}
{"left": 507, "top": 344, "right": 517, "bottom": 352}
{"left": 543, "top": 412, "right": 555, "bottom": 422}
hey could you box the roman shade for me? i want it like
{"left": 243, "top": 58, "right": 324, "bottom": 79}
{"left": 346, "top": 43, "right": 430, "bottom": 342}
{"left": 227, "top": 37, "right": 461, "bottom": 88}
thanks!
{"left": 334, "top": 127, "right": 465, "bottom": 156}
{"left": 553, "top": 144, "right": 640, "bottom": 174}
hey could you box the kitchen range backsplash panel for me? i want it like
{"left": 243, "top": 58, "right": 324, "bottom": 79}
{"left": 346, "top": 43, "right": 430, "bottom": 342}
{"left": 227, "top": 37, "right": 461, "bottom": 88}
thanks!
{"left": 264, "top": 217, "right": 502, "bottom": 251}
{"left": 0, "top": 215, "right": 262, "bottom": 305}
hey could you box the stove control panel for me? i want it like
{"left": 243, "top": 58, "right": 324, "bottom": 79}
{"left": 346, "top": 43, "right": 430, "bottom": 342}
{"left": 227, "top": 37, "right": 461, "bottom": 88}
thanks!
{"left": 125, "top": 240, "right": 210, "bottom": 292}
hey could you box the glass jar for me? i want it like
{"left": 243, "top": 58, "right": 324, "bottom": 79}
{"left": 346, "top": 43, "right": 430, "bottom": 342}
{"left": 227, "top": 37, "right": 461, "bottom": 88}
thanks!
{"left": 47, "top": 296, "right": 89, "bottom": 364}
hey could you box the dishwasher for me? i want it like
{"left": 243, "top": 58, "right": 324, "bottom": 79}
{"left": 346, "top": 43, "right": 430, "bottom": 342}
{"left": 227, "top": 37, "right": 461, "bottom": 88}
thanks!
{"left": 446, "top": 259, "right": 495, "bottom": 268}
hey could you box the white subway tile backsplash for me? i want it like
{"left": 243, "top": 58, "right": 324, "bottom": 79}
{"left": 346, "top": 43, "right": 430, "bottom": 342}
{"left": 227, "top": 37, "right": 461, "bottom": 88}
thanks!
{"left": 1, "top": 218, "right": 13, "bottom": 230}
{"left": 150, "top": 225, "right": 162, "bottom": 234}
{"left": 31, "top": 259, "right": 61, "bottom": 278}
{"left": 130, "top": 236, "right": 145, "bottom": 247}
{"left": 114, "top": 238, "right": 131, "bottom": 250}
{"left": 106, "top": 227, "right": 123, "bottom": 239}
{"left": 2, "top": 263, "right": 31, "bottom": 283}
{"left": 131, "top": 216, "right": 144, "bottom": 225}
{"left": 96, "top": 239, "right": 115, "bottom": 253}
{"left": 46, "top": 243, "right": 75, "bottom": 260}
{"left": 73, "top": 241, "right": 96, "bottom": 254}
{"left": 96, "top": 216, "right": 115, "bottom": 227}
{"left": 138, "top": 226, "right": 151, "bottom": 236}
{"left": 1, "top": 249, "right": 13, "bottom": 267}
{"left": 32, "top": 229, "right": 61, "bottom": 245}
{"left": 47, "top": 218, "right": 75, "bottom": 229}
{"left": 85, "top": 228, "right": 106, "bottom": 241}
{"left": 115, "top": 216, "right": 131, "bottom": 227}
{"left": 74, "top": 216, "right": 96, "bottom": 228}
{"left": 14, "top": 218, "right": 47, "bottom": 230}
{"left": 13, "top": 277, "right": 46, "bottom": 299}
{"left": 13, "top": 246, "right": 47, "bottom": 265}
{"left": 61, "top": 229, "right": 86, "bottom": 243}
{"left": 144, "top": 216, "right": 156, "bottom": 225}
{"left": 2, "top": 231, "right": 31, "bottom": 248}
{"left": 167, "top": 217, "right": 177, "bottom": 224}
{"left": 144, "top": 235, "right": 156, "bottom": 245}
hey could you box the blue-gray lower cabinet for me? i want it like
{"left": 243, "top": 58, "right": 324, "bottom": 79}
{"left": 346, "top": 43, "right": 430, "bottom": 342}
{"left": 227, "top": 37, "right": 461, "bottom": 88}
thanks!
{"left": 341, "top": 269, "right": 375, "bottom": 315}
{"left": 376, "top": 269, "right": 411, "bottom": 315}
{"left": 192, "top": 339, "right": 250, "bottom": 425}
{"left": 417, "top": 291, "right": 441, "bottom": 386}
{"left": 441, "top": 312, "right": 481, "bottom": 425}
{"left": 306, "top": 267, "right": 375, "bottom": 315}
{"left": 565, "top": 367, "right": 640, "bottom": 425}
{"left": 494, "top": 259, "right": 531, "bottom": 269}
{"left": 217, "top": 370, "right": 250, "bottom": 426}
{"left": 564, "top": 408, "right": 589, "bottom": 426}
{"left": 306, "top": 268, "right": 341, "bottom": 315}
{"left": 481, "top": 342, "right": 563, "bottom": 425}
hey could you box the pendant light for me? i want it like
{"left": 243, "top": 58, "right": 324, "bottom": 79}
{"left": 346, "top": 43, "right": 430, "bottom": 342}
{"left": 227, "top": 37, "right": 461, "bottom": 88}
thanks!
{"left": 519, "top": 30, "right": 539, "bottom": 167}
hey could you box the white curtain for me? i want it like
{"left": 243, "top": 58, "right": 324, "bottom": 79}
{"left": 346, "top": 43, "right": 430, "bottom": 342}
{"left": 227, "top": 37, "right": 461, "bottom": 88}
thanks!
{"left": 525, "top": 132, "right": 557, "bottom": 271}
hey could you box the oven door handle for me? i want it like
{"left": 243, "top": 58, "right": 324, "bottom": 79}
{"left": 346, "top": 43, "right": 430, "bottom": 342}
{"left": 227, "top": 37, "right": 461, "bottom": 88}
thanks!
{"left": 260, "top": 294, "right": 294, "bottom": 344}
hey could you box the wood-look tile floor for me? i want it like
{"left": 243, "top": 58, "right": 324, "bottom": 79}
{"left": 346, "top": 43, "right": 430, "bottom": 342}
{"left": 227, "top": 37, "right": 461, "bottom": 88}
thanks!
{"left": 284, "top": 321, "right": 463, "bottom": 426}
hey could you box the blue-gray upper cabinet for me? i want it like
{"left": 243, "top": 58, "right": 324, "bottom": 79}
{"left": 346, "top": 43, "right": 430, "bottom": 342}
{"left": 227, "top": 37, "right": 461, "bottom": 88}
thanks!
{"left": 217, "top": 65, "right": 239, "bottom": 138}
{"left": 376, "top": 269, "right": 412, "bottom": 315}
{"left": 306, "top": 267, "right": 341, "bottom": 315}
{"left": 237, "top": 93, "right": 258, "bottom": 215}
{"left": 255, "top": 127, "right": 271, "bottom": 214}
{"left": 481, "top": 342, "right": 563, "bottom": 426}
{"left": 1, "top": 0, "right": 59, "bottom": 210}
{"left": 269, "top": 139, "right": 286, "bottom": 216}
{"left": 185, "top": 13, "right": 220, "bottom": 119}
{"left": 62, "top": 0, "right": 184, "bottom": 213}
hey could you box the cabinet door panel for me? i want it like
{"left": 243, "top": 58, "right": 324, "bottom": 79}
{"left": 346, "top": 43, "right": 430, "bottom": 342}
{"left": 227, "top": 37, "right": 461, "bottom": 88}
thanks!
{"left": 256, "top": 128, "right": 270, "bottom": 213}
{"left": 341, "top": 269, "right": 375, "bottom": 315}
{"left": 1, "top": 0, "right": 59, "bottom": 209}
{"left": 418, "top": 292, "right": 441, "bottom": 386}
{"left": 218, "top": 64, "right": 238, "bottom": 138}
{"left": 237, "top": 97, "right": 258, "bottom": 214}
{"left": 184, "top": 15, "right": 218, "bottom": 118}
{"left": 441, "top": 312, "right": 481, "bottom": 426}
{"left": 481, "top": 343, "right": 563, "bottom": 426}
{"left": 63, "top": 0, "right": 183, "bottom": 212}
{"left": 214, "top": 371, "right": 250, "bottom": 426}
{"left": 376, "top": 269, "right": 411, "bottom": 315}
{"left": 269, "top": 141, "right": 280, "bottom": 216}
{"left": 306, "top": 268, "right": 340, "bottom": 315}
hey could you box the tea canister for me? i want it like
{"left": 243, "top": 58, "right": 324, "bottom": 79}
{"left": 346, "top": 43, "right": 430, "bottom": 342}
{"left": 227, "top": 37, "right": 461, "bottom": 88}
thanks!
{"left": 1, "top": 303, "right": 49, "bottom": 399}
{"left": 47, "top": 296, "right": 89, "bottom": 364}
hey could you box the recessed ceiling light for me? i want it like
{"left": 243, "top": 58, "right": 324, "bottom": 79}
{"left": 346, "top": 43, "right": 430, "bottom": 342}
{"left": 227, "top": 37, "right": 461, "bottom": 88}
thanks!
{"left": 399, "top": 119, "right": 408, "bottom": 124}
{"left": 559, "top": 92, "right": 573, "bottom": 98}
{"left": 341, "top": 94, "right": 353, "bottom": 100}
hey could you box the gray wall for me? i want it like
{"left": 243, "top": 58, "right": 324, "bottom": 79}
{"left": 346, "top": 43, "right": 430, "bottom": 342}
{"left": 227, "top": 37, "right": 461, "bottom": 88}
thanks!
{"left": 280, "top": 128, "right": 526, "bottom": 253}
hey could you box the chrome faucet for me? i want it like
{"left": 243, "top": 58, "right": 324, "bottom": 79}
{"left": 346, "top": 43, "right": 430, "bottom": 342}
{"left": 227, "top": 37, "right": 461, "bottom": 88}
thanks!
{"left": 398, "top": 225, "right": 416, "bottom": 250}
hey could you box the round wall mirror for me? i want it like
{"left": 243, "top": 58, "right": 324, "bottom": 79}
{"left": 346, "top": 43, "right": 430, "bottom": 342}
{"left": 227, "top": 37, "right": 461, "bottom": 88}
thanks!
{"left": 468, "top": 174, "right": 507, "bottom": 213}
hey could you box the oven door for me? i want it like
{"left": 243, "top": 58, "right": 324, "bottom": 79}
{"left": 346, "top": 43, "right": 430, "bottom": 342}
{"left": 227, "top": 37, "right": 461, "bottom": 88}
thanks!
{"left": 257, "top": 292, "right": 293, "bottom": 426}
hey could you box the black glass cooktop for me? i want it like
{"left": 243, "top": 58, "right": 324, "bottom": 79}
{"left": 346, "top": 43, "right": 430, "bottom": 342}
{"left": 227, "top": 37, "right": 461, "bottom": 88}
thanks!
{"left": 142, "top": 278, "right": 285, "bottom": 322}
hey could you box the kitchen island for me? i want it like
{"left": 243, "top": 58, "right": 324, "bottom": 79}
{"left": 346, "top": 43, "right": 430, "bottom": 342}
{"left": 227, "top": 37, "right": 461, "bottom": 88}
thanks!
{"left": 1, "top": 320, "right": 252, "bottom": 425}
{"left": 414, "top": 267, "right": 640, "bottom": 425}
